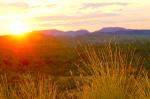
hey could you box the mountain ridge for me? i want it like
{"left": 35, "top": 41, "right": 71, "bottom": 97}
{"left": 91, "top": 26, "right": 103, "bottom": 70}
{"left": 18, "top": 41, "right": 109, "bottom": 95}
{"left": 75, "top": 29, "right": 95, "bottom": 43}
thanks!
{"left": 1, "top": 27, "right": 148, "bottom": 37}
{"left": 33, "top": 27, "right": 150, "bottom": 37}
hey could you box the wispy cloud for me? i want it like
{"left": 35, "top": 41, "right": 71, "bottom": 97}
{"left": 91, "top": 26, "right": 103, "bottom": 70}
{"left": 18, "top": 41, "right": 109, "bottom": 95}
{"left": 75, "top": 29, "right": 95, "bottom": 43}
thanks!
{"left": 81, "top": 2, "right": 130, "bottom": 9}
{"left": 0, "top": 2, "right": 57, "bottom": 9}
{"left": 0, "top": 2, "right": 29, "bottom": 9}
{"left": 128, "top": 18, "right": 150, "bottom": 22}
{"left": 0, "top": 0, "right": 149, "bottom": 33}
{"left": 35, "top": 13, "right": 119, "bottom": 21}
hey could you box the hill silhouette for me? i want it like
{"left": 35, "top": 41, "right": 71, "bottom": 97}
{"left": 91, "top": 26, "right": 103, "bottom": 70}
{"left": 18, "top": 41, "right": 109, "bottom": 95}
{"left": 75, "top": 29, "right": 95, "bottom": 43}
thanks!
{"left": 27, "top": 27, "right": 150, "bottom": 37}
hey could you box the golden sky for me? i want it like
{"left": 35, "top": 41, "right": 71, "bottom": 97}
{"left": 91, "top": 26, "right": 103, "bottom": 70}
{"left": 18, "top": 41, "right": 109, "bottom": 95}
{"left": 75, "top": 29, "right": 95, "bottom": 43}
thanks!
{"left": 0, "top": 0, "right": 150, "bottom": 35}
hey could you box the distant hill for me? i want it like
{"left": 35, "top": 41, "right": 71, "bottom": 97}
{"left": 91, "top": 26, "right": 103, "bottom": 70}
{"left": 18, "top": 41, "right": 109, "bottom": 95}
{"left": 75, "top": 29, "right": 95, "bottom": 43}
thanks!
{"left": 65, "top": 30, "right": 90, "bottom": 36}
{"left": 2, "top": 27, "right": 149, "bottom": 38}
{"left": 94, "top": 27, "right": 150, "bottom": 36}
{"left": 30, "top": 27, "right": 150, "bottom": 37}
{"left": 33, "top": 29, "right": 90, "bottom": 37}
{"left": 98, "top": 27, "right": 127, "bottom": 33}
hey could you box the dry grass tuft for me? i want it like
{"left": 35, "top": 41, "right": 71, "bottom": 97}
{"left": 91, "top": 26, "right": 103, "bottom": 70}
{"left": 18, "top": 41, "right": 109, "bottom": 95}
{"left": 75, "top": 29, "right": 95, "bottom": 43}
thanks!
{"left": 0, "top": 42, "right": 149, "bottom": 99}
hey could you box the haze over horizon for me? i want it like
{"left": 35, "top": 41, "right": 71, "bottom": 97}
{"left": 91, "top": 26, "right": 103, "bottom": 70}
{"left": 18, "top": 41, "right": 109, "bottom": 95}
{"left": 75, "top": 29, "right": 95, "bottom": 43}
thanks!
{"left": 0, "top": 0, "right": 150, "bottom": 35}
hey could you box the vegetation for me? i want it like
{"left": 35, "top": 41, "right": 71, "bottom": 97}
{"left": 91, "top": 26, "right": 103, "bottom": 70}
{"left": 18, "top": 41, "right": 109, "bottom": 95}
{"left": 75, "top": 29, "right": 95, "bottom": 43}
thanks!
{"left": 75, "top": 43, "right": 150, "bottom": 99}
{"left": 0, "top": 37, "right": 149, "bottom": 98}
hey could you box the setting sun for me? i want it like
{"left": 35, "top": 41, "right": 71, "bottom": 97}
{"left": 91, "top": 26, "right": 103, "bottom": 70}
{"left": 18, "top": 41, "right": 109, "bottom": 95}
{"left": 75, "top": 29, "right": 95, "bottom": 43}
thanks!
{"left": 10, "top": 21, "right": 31, "bottom": 35}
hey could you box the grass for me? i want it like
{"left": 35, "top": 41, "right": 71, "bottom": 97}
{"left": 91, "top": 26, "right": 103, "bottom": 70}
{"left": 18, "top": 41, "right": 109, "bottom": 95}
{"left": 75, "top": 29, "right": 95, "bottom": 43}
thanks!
{"left": 75, "top": 43, "right": 150, "bottom": 99}
{"left": 0, "top": 40, "right": 149, "bottom": 99}
{"left": 0, "top": 73, "right": 57, "bottom": 99}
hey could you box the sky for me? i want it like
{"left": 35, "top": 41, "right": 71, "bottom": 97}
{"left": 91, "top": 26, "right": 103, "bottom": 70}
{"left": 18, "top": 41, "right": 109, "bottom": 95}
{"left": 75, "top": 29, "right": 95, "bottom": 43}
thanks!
{"left": 0, "top": 0, "right": 150, "bottom": 35}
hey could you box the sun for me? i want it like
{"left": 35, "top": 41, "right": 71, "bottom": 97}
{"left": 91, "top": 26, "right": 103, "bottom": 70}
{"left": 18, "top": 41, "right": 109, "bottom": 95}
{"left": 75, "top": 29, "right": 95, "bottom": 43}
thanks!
{"left": 10, "top": 21, "right": 31, "bottom": 35}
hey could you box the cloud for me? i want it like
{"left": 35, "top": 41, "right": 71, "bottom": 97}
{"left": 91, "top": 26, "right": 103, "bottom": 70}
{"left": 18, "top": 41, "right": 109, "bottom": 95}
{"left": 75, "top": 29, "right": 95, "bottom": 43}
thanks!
{"left": 0, "top": 2, "right": 57, "bottom": 9}
{"left": 34, "top": 12, "right": 120, "bottom": 29}
{"left": 35, "top": 13, "right": 119, "bottom": 21}
{"left": 38, "top": 20, "right": 95, "bottom": 28}
{"left": 37, "top": 18, "right": 122, "bottom": 29}
{"left": 128, "top": 18, "right": 150, "bottom": 22}
{"left": 81, "top": 2, "right": 130, "bottom": 9}
{"left": 46, "top": 4, "right": 57, "bottom": 8}
{"left": 0, "top": 2, "right": 29, "bottom": 9}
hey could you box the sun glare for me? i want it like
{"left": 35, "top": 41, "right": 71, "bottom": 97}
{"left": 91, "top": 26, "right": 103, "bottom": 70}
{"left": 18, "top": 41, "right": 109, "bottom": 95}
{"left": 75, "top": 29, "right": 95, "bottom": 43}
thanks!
{"left": 10, "top": 21, "right": 31, "bottom": 35}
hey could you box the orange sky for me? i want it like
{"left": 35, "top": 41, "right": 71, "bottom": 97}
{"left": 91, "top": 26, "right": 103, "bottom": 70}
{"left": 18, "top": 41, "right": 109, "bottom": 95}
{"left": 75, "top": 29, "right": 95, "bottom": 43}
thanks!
{"left": 0, "top": 0, "right": 150, "bottom": 35}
